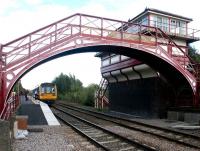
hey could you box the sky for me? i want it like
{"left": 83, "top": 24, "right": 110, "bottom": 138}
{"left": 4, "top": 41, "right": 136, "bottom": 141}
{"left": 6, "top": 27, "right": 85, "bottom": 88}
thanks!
{"left": 0, "top": 0, "right": 200, "bottom": 90}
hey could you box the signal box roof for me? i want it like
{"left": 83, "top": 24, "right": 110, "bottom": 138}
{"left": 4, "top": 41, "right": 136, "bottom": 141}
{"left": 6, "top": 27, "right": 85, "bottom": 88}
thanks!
{"left": 130, "top": 8, "right": 193, "bottom": 23}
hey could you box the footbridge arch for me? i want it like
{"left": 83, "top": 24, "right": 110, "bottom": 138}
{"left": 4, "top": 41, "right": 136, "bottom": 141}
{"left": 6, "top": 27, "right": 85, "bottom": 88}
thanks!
{"left": 0, "top": 13, "right": 199, "bottom": 116}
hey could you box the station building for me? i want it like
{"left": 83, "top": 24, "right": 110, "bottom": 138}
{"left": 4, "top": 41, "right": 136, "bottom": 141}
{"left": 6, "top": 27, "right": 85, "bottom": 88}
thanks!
{"left": 95, "top": 8, "right": 199, "bottom": 118}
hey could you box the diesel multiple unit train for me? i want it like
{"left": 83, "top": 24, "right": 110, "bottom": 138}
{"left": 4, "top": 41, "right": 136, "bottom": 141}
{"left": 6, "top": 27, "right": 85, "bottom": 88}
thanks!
{"left": 33, "top": 83, "right": 57, "bottom": 105}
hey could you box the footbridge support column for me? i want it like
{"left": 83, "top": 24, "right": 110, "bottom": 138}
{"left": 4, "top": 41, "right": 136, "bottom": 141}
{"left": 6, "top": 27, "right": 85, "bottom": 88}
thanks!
{"left": 0, "top": 44, "right": 5, "bottom": 113}
{"left": 194, "top": 82, "right": 200, "bottom": 108}
{"left": 194, "top": 64, "right": 200, "bottom": 108}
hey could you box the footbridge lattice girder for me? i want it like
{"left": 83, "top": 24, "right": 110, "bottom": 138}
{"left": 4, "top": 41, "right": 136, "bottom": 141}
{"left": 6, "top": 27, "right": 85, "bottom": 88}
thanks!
{"left": 0, "top": 13, "right": 199, "bottom": 116}
{"left": 2, "top": 35, "right": 197, "bottom": 100}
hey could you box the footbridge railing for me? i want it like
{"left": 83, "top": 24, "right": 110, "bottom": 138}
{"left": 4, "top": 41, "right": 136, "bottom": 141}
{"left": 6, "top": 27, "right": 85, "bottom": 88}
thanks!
{"left": 0, "top": 93, "right": 19, "bottom": 120}
{"left": 2, "top": 13, "right": 198, "bottom": 71}
{"left": 95, "top": 78, "right": 109, "bottom": 109}
{"left": 0, "top": 13, "right": 200, "bottom": 111}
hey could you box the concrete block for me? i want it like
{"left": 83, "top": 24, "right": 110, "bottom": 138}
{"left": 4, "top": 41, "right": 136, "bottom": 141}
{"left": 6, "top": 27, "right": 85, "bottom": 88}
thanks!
{"left": 0, "top": 120, "right": 11, "bottom": 151}
{"left": 184, "top": 113, "right": 200, "bottom": 124}
{"left": 16, "top": 115, "right": 28, "bottom": 130}
{"left": 0, "top": 120, "right": 10, "bottom": 138}
{"left": 167, "top": 111, "right": 178, "bottom": 120}
{"left": 13, "top": 121, "right": 18, "bottom": 138}
{"left": 178, "top": 112, "right": 184, "bottom": 121}
{"left": 0, "top": 142, "right": 10, "bottom": 151}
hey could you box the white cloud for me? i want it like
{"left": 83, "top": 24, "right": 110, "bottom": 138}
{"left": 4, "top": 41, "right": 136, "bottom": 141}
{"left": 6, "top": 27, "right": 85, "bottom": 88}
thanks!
{"left": 22, "top": 53, "right": 101, "bottom": 89}
{"left": 1, "top": 0, "right": 200, "bottom": 89}
{"left": 0, "top": 0, "right": 18, "bottom": 15}
{"left": 0, "top": 4, "right": 72, "bottom": 43}
{"left": 24, "top": 0, "right": 43, "bottom": 5}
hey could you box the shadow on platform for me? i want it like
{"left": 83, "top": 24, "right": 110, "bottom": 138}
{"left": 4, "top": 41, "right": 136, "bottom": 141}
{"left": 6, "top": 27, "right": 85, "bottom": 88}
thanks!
{"left": 17, "top": 96, "right": 48, "bottom": 125}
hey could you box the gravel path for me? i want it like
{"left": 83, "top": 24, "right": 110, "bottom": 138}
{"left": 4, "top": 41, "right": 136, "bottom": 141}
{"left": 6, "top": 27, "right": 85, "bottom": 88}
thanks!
{"left": 12, "top": 125, "right": 103, "bottom": 151}
{"left": 62, "top": 102, "right": 200, "bottom": 137}
{"left": 105, "top": 125, "right": 199, "bottom": 151}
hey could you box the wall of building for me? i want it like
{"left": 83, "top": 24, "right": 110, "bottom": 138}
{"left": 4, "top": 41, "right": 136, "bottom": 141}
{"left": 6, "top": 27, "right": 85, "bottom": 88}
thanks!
{"left": 108, "top": 77, "right": 175, "bottom": 118}
{"left": 0, "top": 120, "right": 11, "bottom": 151}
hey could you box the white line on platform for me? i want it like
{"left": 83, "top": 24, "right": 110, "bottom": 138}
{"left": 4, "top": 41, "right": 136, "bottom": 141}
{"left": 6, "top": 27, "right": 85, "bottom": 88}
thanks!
{"left": 30, "top": 96, "right": 40, "bottom": 104}
{"left": 39, "top": 101, "right": 60, "bottom": 126}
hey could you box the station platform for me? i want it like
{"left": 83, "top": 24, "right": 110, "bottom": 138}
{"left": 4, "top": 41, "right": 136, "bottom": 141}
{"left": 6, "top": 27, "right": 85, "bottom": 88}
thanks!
{"left": 17, "top": 96, "right": 59, "bottom": 126}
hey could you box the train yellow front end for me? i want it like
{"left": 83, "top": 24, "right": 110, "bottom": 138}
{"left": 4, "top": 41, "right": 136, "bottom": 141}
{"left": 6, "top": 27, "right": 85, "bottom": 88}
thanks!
{"left": 33, "top": 83, "right": 57, "bottom": 105}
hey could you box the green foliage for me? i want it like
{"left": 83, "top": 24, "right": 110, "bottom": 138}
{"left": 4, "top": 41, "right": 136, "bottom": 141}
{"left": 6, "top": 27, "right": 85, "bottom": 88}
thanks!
{"left": 82, "top": 84, "right": 98, "bottom": 106}
{"left": 52, "top": 73, "right": 98, "bottom": 106}
{"left": 13, "top": 80, "right": 27, "bottom": 94}
{"left": 188, "top": 45, "right": 200, "bottom": 63}
{"left": 52, "top": 73, "right": 71, "bottom": 95}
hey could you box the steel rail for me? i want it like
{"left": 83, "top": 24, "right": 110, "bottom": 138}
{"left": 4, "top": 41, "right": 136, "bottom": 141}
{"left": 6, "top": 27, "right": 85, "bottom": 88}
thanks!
{"left": 55, "top": 102, "right": 200, "bottom": 149}
{"left": 53, "top": 112, "right": 109, "bottom": 151}
{"left": 52, "top": 106, "right": 156, "bottom": 151}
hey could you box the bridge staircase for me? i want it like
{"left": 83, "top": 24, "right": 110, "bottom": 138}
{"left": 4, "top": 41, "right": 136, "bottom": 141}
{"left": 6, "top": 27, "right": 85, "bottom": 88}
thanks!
{"left": 193, "top": 64, "right": 200, "bottom": 107}
{"left": 95, "top": 78, "right": 109, "bottom": 109}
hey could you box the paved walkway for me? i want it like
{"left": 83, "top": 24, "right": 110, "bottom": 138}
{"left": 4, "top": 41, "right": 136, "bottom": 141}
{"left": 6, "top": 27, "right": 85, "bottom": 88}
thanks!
{"left": 17, "top": 95, "right": 59, "bottom": 126}
{"left": 17, "top": 97, "right": 48, "bottom": 125}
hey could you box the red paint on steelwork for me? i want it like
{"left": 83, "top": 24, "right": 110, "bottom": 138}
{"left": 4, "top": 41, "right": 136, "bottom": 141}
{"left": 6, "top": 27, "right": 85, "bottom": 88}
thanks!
{"left": 0, "top": 13, "right": 199, "bottom": 118}
{"left": 101, "top": 58, "right": 142, "bottom": 73}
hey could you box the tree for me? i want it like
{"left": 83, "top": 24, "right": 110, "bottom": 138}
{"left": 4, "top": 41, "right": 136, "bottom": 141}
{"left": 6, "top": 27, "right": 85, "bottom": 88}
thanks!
{"left": 13, "top": 80, "right": 26, "bottom": 94}
{"left": 52, "top": 73, "right": 98, "bottom": 106}
{"left": 52, "top": 73, "right": 71, "bottom": 95}
{"left": 52, "top": 73, "right": 84, "bottom": 101}
{"left": 82, "top": 84, "right": 98, "bottom": 106}
{"left": 188, "top": 45, "right": 200, "bottom": 63}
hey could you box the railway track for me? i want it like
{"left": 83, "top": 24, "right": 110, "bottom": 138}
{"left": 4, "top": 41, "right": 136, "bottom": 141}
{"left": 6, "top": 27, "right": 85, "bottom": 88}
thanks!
{"left": 54, "top": 102, "right": 200, "bottom": 150}
{"left": 52, "top": 106, "right": 156, "bottom": 151}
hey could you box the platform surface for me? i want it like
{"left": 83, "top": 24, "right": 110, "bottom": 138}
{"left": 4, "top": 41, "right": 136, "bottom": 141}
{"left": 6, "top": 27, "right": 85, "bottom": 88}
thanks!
{"left": 17, "top": 96, "right": 59, "bottom": 126}
{"left": 39, "top": 101, "right": 60, "bottom": 126}
{"left": 17, "top": 104, "right": 48, "bottom": 125}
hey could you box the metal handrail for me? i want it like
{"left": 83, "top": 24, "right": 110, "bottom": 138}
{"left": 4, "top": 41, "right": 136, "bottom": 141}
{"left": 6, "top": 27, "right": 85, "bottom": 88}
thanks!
{"left": 136, "top": 18, "right": 200, "bottom": 39}
{"left": 1, "top": 13, "right": 199, "bottom": 107}
{"left": 0, "top": 94, "right": 18, "bottom": 120}
{"left": 95, "top": 78, "right": 109, "bottom": 109}
{"left": 2, "top": 13, "right": 198, "bottom": 69}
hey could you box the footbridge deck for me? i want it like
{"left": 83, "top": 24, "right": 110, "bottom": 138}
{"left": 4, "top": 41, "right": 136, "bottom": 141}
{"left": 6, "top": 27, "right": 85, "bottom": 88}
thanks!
{"left": 0, "top": 13, "right": 200, "bottom": 119}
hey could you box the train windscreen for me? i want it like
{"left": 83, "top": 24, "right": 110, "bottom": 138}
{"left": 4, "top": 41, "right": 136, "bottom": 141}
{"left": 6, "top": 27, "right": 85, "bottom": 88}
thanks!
{"left": 41, "top": 83, "right": 56, "bottom": 93}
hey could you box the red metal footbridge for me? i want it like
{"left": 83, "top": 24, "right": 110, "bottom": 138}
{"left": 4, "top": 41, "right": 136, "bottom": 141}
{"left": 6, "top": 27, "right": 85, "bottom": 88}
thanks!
{"left": 0, "top": 13, "right": 200, "bottom": 119}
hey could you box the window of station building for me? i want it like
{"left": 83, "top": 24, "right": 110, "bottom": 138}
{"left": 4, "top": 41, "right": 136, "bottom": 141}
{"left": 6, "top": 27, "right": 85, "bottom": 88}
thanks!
{"left": 162, "top": 18, "right": 169, "bottom": 32}
{"left": 102, "top": 59, "right": 110, "bottom": 66}
{"left": 157, "top": 16, "right": 162, "bottom": 29}
{"left": 170, "top": 19, "right": 186, "bottom": 35}
{"left": 158, "top": 16, "right": 168, "bottom": 31}
{"left": 111, "top": 55, "right": 120, "bottom": 64}
{"left": 141, "top": 16, "right": 148, "bottom": 26}
{"left": 139, "top": 16, "right": 148, "bottom": 31}
{"left": 151, "top": 15, "right": 169, "bottom": 32}
{"left": 179, "top": 21, "right": 186, "bottom": 35}
{"left": 126, "top": 18, "right": 142, "bottom": 33}
{"left": 121, "top": 55, "right": 130, "bottom": 60}
{"left": 126, "top": 18, "right": 146, "bottom": 34}
{"left": 126, "top": 24, "right": 139, "bottom": 33}
{"left": 101, "top": 54, "right": 110, "bottom": 60}
{"left": 170, "top": 19, "right": 176, "bottom": 33}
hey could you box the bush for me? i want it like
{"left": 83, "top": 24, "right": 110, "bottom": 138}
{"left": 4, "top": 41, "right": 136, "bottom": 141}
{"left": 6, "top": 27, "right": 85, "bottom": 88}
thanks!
{"left": 52, "top": 73, "right": 98, "bottom": 106}
{"left": 82, "top": 84, "right": 98, "bottom": 106}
